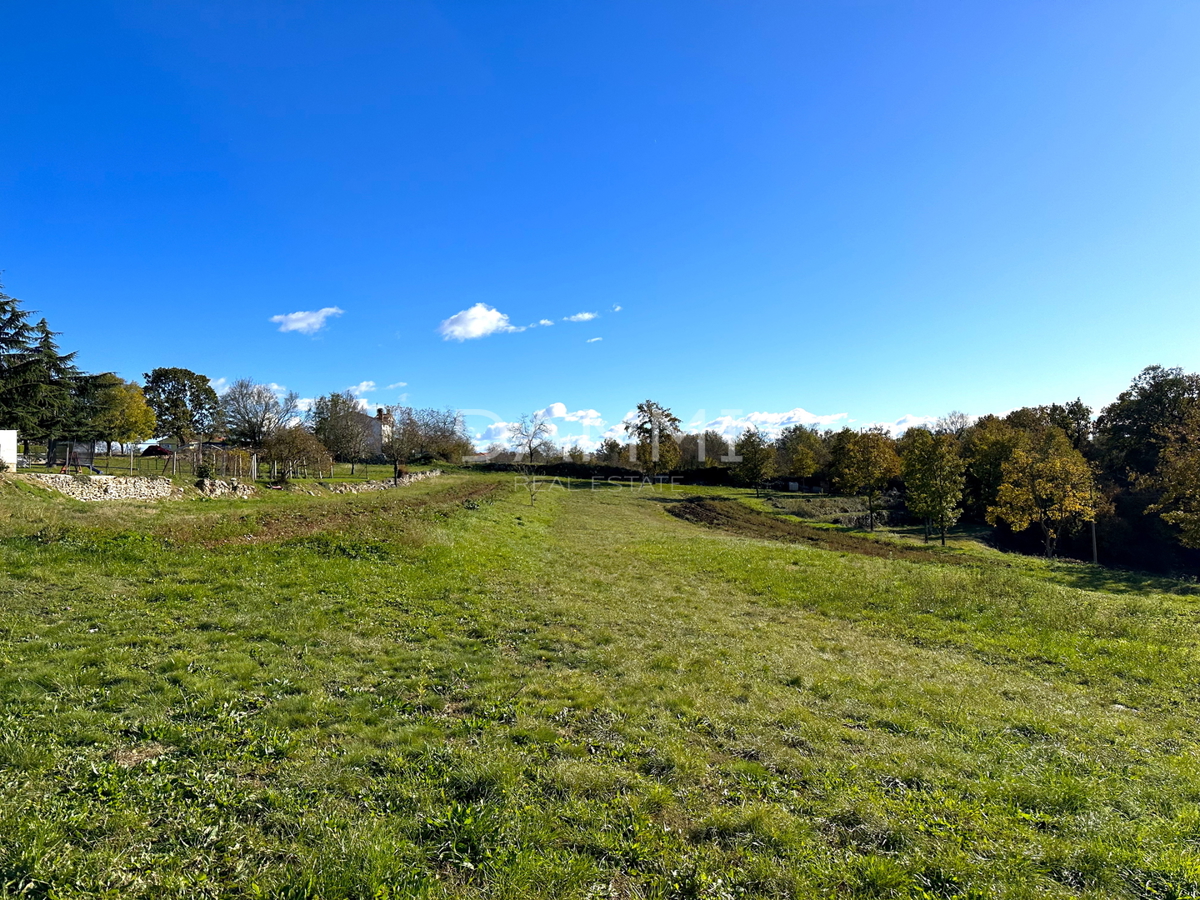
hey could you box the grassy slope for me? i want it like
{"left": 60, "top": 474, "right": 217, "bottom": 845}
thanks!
{"left": 0, "top": 475, "right": 1199, "bottom": 898}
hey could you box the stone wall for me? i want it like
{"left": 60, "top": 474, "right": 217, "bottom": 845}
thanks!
{"left": 19, "top": 469, "right": 441, "bottom": 501}
{"left": 23, "top": 473, "right": 182, "bottom": 502}
{"left": 196, "top": 479, "right": 257, "bottom": 499}
{"left": 322, "top": 469, "right": 442, "bottom": 494}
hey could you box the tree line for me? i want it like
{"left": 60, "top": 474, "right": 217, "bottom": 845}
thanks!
{"left": 0, "top": 287, "right": 471, "bottom": 475}
{"left": 503, "top": 376, "right": 1200, "bottom": 571}
{"left": 6, "top": 286, "right": 1200, "bottom": 569}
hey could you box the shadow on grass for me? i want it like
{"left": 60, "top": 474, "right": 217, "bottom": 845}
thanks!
{"left": 1036, "top": 558, "right": 1200, "bottom": 596}
{"left": 660, "top": 492, "right": 1200, "bottom": 595}
{"left": 656, "top": 496, "right": 976, "bottom": 566}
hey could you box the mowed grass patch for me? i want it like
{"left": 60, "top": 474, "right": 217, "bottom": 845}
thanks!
{"left": 0, "top": 475, "right": 1198, "bottom": 897}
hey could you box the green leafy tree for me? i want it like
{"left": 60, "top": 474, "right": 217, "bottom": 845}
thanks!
{"left": 60, "top": 371, "right": 121, "bottom": 454}
{"left": 987, "top": 429, "right": 1096, "bottom": 558}
{"left": 12, "top": 319, "right": 78, "bottom": 446}
{"left": 733, "top": 427, "right": 775, "bottom": 496}
{"left": 0, "top": 286, "right": 37, "bottom": 431}
{"left": 263, "top": 425, "right": 331, "bottom": 480}
{"left": 679, "top": 431, "right": 729, "bottom": 468}
{"left": 775, "top": 424, "right": 824, "bottom": 480}
{"left": 829, "top": 427, "right": 901, "bottom": 531}
{"left": 143, "top": 367, "right": 222, "bottom": 446}
{"left": 961, "top": 415, "right": 1026, "bottom": 518}
{"left": 594, "top": 437, "right": 626, "bottom": 467}
{"left": 1145, "top": 407, "right": 1200, "bottom": 549}
{"left": 5, "top": 320, "right": 77, "bottom": 462}
{"left": 1043, "top": 399, "right": 1093, "bottom": 453}
{"left": 1096, "top": 365, "right": 1200, "bottom": 483}
{"left": 625, "top": 400, "right": 681, "bottom": 475}
{"left": 95, "top": 379, "right": 157, "bottom": 454}
{"left": 902, "top": 428, "right": 966, "bottom": 545}
{"left": 60, "top": 372, "right": 120, "bottom": 448}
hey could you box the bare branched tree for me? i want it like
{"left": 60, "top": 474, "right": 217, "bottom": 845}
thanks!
{"left": 309, "top": 391, "right": 372, "bottom": 473}
{"left": 510, "top": 412, "right": 554, "bottom": 505}
{"left": 222, "top": 378, "right": 301, "bottom": 447}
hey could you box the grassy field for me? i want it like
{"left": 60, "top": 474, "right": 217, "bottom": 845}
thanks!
{"left": 1, "top": 473, "right": 1199, "bottom": 898}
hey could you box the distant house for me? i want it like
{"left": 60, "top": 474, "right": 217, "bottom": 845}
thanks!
{"left": 351, "top": 408, "right": 393, "bottom": 456}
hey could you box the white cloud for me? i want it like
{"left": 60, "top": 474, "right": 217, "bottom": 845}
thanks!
{"left": 270, "top": 306, "right": 344, "bottom": 335}
{"left": 386, "top": 381, "right": 407, "bottom": 390}
{"left": 537, "top": 319, "right": 554, "bottom": 326}
{"left": 563, "top": 311, "right": 597, "bottom": 322}
{"left": 600, "top": 411, "right": 638, "bottom": 443}
{"left": 586, "top": 337, "right": 602, "bottom": 343}
{"left": 296, "top": 397, "right": 315, "bottom": 412}
{"left": 534, "top": 403, "right": 606, "bottom": 430}
{"left": 438, "top": 303, "right": 525, "bottom": 341}
{"left": 476, "top": 419, "right": 565, "bottom": 446}
{"left": 564, "top": 408, "right": 605, "bottom": 428}
{"left": 557, "top": 432, "right": 601, "bottom": 452}
{"left": 692, "top": 408, "right": 848, "bottom": 441}
{"left": 209, "top": 377, "right": 229, "bottom": 395}
{"left": 348, "top": 381, "right": 376, "bottom": 396}
{"left": 478, "top": 421, "right": 514, "bottom": 442}
{"left": 612, "top": 305, "right": 622, "bottom": 312}
{"left": 858, "top": 414, "right": 939, "bottom": 436}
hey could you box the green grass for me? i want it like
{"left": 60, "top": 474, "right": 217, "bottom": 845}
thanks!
{"left": 1, "top": 473, "right": 1199, "bottom": 898}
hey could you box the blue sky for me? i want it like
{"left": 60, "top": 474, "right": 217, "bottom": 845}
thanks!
{"left": 3, "top": 1, "right": 1199, "bottom": 447}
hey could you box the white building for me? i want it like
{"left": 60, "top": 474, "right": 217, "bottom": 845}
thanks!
{"left": 0, "top": 430, "right": 17, "bottom": 470}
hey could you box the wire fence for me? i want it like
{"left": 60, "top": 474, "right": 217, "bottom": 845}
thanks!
{"left": 24, "top": 445, "right": 404, "bottom": 484}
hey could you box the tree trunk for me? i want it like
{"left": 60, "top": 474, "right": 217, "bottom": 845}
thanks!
{"left": 940, "top": 516, "right": 947, "bottom": 546}
{"left": 1041, "top": 521, "right": 1055, "bottom": 558}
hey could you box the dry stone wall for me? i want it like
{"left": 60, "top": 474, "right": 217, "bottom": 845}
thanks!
{"left": 18, "top": 469, "right": 441, "bottom": 501}
{"left": 196, "top": 479, "right": 257, "bottom": 499}
{"left": 322, "top": 470, "right": 442, "bottom": 494}
{"left": 23, "top": 474, "right": 182, "bottom": 502}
